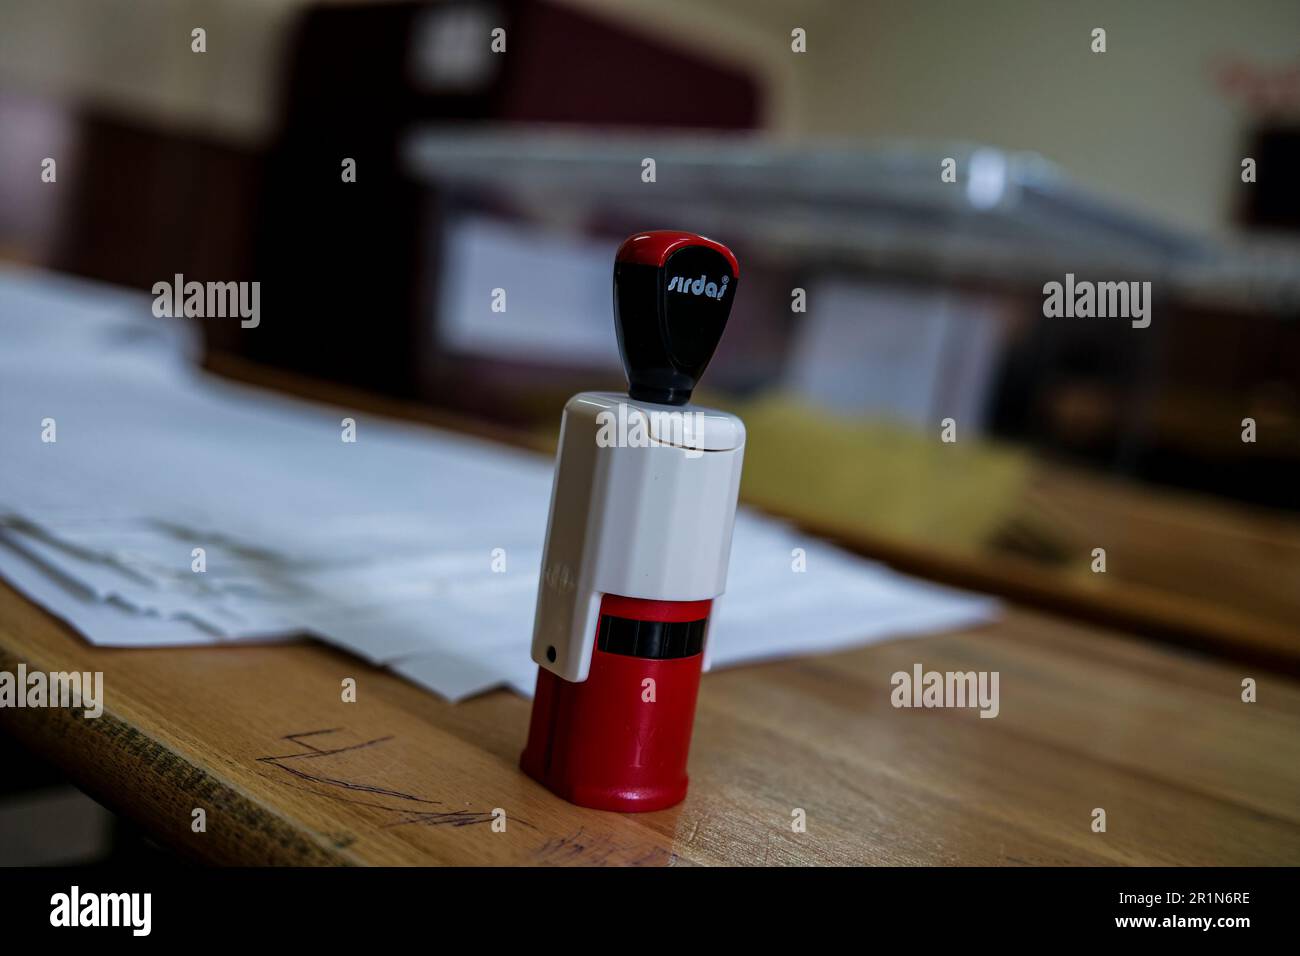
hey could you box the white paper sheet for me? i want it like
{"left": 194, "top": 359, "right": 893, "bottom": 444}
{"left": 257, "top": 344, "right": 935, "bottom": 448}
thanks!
{"left": 0, "top": 268, "right": 999, "bottom": 700}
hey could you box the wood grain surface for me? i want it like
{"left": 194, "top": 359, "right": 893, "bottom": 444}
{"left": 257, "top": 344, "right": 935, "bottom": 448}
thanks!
{"left": 3, "top": 580, "right": 1297, "bottom": 865}
{"left": 2, "top": 355, "right": 1296, "bottom": 865}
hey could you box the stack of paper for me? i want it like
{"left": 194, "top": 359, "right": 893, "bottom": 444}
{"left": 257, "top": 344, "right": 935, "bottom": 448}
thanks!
{"left": 0, "top": 269, "right": 997, "bottom": 700}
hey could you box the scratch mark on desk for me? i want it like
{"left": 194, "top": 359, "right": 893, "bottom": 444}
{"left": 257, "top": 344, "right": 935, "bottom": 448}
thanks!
{"left": 682, "top": 809, "right": 710, "bottom": 848}
{"left": 258, "top": 729, "right": 434, "bottom": 804}
{"left": 536, "top": 826, "right": 599, "bottom": 863}
{"left": 258, "top": 727, "right": 535, "bottom": 832}
{"left": 379, "top": 809, "right": 502, "bottom": 829}
{"left": 276, "top": 728, "right": 344, "bottom": 748}
{"left": 535, "top": 826, "right": 669, "bottom": 866}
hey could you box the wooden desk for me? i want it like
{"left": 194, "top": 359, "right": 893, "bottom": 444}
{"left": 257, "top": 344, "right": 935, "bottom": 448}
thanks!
{"left": 2, "top": 356, "right": 1296, "bottom": 864}
{"left": 3, "top": 581, "right": 1298, "bottom": 865}
{"left": 767, "top": 466, "right": 1300, "bottom": 678}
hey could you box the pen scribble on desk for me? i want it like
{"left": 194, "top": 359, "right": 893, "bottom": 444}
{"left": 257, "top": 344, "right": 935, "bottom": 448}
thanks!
{"left": 534, "top": 826, "right": 671, "bottom": 866}
{"left": 257, "top": 728, "right": 529, "bottom": 831}
{"left": 258, "top": 728, "right": 437, "bottom": 804}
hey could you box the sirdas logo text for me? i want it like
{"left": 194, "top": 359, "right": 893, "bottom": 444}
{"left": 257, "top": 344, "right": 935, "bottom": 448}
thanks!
{"left": 596, "top": 402, "right": 707, "bottom": 459}
{"left": 667, "top": 273, "right": 729, "bottom": 300}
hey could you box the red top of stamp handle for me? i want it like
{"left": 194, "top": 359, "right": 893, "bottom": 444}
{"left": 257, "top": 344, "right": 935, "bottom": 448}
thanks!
{"left": 615, "top": 231, "right": 739, "bottom": 277}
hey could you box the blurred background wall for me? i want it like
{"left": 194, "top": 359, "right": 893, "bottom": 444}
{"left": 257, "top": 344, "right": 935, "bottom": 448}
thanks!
{"left": 6, "top": 0, "right": 1300, "bottom": 233}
